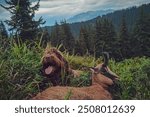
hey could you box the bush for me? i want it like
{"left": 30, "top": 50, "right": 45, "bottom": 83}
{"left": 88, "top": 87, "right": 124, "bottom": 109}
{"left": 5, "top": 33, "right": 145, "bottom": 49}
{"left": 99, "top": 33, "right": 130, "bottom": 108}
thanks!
{"left": 70, "top": 72, "right": 92, "bottom": 87}
{"left": 0, "top": 42, "right": 44, "bottom": 99}
{"left": 110, "top": 57, "right": 150, "bottom": 99}
{"left": 128, "top": 63, "right": 150, "bottom": 99}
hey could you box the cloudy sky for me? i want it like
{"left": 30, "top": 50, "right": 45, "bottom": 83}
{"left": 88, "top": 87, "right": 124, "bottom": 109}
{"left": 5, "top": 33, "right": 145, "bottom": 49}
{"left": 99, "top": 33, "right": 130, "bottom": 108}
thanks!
{"left": 0, "top": 0, "right": 150, "bottom": 26}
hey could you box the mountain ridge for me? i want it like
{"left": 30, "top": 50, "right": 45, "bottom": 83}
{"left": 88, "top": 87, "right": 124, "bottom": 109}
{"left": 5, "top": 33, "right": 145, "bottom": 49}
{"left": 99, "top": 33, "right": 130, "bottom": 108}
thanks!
{"left": 44, "top": 3, "right": 150, "bottom": 38}
{"left": 67, "top": 9, "right": 114, "bottom": 23}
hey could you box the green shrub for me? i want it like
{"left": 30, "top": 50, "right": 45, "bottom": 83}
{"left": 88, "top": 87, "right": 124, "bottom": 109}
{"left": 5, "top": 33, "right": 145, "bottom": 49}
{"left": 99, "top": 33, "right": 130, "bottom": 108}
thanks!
{"left": 0, "top": 42, "right": 44, "bottom": 99}
{"left": 70, "top": 72, "right": 91, "bottom": 87}
{"left": 110, "top": 57, "right": 150, "bottom": 99}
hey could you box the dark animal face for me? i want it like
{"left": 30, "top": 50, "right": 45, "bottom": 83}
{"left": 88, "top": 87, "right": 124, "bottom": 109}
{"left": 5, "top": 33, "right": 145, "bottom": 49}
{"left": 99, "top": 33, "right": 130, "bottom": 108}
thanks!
{"left": 99, "top": 64, "right": 119, "bottom": 80}
{"left": 90, "top": 66, "right": 114, "bottom": 87}
{"left": 42, "top": 48, "right": 65, "bottom": 76}
{"left": 41, "top": 48, "right": 69, "bottom": 86}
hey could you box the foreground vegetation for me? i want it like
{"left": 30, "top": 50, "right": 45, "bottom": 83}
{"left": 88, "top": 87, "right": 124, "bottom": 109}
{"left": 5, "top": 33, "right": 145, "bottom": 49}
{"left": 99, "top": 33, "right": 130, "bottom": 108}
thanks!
{"left": 0, "top": 41, "right": 149, "bottom": 100}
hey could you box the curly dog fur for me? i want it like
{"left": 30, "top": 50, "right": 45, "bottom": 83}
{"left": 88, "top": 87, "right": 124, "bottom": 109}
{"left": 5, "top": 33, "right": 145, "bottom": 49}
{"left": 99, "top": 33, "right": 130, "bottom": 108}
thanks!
{"left": 41, "top": 47, "right": 70, "bottom": 86}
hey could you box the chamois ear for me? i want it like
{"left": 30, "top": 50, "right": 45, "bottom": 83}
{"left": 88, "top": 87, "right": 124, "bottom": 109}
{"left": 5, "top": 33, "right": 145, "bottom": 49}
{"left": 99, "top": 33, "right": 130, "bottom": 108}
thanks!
{"left": 90, "top": 68, "right": 94, "bottom": 73}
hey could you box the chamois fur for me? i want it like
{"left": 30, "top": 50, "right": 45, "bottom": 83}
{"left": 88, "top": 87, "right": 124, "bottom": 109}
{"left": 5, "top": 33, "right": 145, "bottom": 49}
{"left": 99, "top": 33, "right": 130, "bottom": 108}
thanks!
{"left": 32, "top": 73, "right": 113, "bottom": 100}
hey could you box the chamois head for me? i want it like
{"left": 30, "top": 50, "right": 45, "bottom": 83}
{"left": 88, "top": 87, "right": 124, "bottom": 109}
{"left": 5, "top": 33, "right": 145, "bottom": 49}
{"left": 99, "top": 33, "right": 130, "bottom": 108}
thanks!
{"left": 90, "top": 52, "right": 119, "bottom": 88}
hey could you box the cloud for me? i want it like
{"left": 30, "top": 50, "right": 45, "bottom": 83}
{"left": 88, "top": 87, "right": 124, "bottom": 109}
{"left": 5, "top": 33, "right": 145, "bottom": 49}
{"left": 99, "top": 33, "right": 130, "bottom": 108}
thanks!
{"left": 0, "top": 0, "right": 150, "bottom": 25}
{"left": 35, "top": 0, "right": 81, "bottom": 16}
{"left": 34, "top": 0, "right": 150, "bottom": 25}
{"left": 0, "top": 7, "right": 10, "bottom": 21}
{"left": 0, "top": 6, "right": 5, "bottom": 14}
{"left": 35, "top": 0, "right": 150, "bottom": 17}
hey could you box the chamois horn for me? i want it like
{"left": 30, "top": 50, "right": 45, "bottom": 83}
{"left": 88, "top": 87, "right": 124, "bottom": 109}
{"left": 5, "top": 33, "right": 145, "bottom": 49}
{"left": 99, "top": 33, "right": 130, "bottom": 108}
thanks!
{"left": 102, "top": 52, "right": 109, "bottom": 67}
{"left": 101, "top": 52, "right": 119, "bottom": 79}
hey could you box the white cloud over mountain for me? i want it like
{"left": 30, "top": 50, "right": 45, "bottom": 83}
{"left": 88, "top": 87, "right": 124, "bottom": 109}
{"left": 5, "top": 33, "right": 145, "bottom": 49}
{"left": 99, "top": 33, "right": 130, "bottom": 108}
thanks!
{"left": 0, "top": 0, "right": 150, "bottom": 25}
{"left": 35, "top": 0, "right": 150, "bottom": 16}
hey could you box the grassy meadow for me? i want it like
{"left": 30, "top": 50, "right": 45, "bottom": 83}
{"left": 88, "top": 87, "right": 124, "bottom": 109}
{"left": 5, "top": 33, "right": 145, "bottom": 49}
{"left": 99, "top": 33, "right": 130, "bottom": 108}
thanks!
{"left": 0, "top": 40, "right": 150, "bottom": 100}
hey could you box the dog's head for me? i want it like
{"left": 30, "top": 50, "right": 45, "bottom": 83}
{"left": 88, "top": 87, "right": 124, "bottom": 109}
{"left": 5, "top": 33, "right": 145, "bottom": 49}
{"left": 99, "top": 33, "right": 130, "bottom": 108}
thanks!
{"left": 41, "top": 48, "right": 69, "bottom": 85}
{"left": 41, "top": 47, "right": 69, "bottom": 79}
{"left": 42, "top": 48, "right": 62, "bottom": 74}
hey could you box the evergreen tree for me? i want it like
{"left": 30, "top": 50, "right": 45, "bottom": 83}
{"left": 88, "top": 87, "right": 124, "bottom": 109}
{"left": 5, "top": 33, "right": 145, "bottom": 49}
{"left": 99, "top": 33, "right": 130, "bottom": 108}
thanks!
{"left": 0, "top": 21, "right": 9, "bottom": 49}
{"left": 105, "top": 20, "right": 118, "bottom": 58}
{"left": 50, "top": 22, "right": 61, "bottom": 46}
{"left": 78, "top": 26, "right": 90, "bottom": 55}
{"left": 132, "top": 8, "right": 150, "bottom": 57}
{"left": 0, "top": 0, "right": 45, "bottom": 41}
{"left": 74, "top": 39, "right": 83, "bottom": 55}
{"left": 95, "top": 19, "right": 117, "bottom": 58}
{"left": 85, "top": 25, "right": 95, "bottom": 56}
{"left": 75, "top": 25, "right": 95, "bottom": 56}
{"left": 0, "top": 21, "right": 8, "bottom": 38}
{"left": 118, "top": 15, "right": 131, "bottom": 59}
{"left": 60, "top": 21, "right": 75, "bottom": 53}
{"left": 95, "top": 20, "right": 103, "bottom": 57}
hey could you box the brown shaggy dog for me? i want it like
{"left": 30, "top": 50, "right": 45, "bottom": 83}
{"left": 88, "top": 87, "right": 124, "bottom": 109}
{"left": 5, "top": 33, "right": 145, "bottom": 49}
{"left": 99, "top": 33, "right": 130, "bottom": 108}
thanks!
{"left": 41, "top": 47, "right": 82, "bottom": 86}
{"left": 41, "top": 47, "right": 70, "bottom": 86}
{"left": 33, "top": 53, "right": 119, "bottom": 100}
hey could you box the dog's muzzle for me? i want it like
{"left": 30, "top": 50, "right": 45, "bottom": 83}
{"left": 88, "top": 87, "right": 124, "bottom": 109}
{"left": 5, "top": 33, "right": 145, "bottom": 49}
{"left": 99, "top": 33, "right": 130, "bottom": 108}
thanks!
{"left": 42, "top": 55, "right": 60, "bottom": 75}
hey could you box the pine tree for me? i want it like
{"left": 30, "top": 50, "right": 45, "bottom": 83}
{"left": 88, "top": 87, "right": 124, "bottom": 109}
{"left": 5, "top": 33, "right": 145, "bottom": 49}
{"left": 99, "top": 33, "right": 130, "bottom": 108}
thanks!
{"left": 95, "top": 20, "right": 103, "bottom": 57}
{"left": 78, "top": 26, "right": 90, "bottom": 55}
{"left": 0, "top": 21, "right": 9, "bottom": 48}
{"left": 0, "top": 0, "right": 45, "bottom": 41}
{"left": 119, "top": 15, "right": 131, "bottom": 59}
{"left": 74, "top": 39, "right": 83, "bottom": 55}
{"left": 106, "top": 20, "right": 118, "bottom": 58}
{"left": 60, "top": 21, "right": 75, "bottom": 53}
{"left": 95, "top": 19, "right": 117, "bottom": 58}
{"left": 0, "top": 21, "right": 8, "bottom": 38}
{"left": 85, "top": 25, "right": 95, "bottom": 56}
{"left": 50, "top": 22, "right": 61, "bottom": 46}
{"left": 132, "top": 8, "right": 150, "bottom": 57}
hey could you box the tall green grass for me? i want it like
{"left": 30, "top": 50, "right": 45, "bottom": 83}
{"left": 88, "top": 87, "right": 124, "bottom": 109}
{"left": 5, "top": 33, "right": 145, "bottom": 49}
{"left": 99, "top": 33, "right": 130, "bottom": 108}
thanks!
{"left": 0, "top": 41, "right": 44, "bottom": 99}
{"left": 110, "top": 57, "right": 150, "bottom": 99}
{"left": 0, "top": 39, "right": 149, "bottom": 99}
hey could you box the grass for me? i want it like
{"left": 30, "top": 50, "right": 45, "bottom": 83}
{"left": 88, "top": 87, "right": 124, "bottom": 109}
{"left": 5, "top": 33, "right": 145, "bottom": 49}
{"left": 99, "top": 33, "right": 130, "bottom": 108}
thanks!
{"left": 0, "top": 39, "right": 150, "bottom": 99}
{"left": 109, "top": 57, "right": 150, "bottom": 99}
{"left": 64, "top": 89, "right": 73, "bottom": 100}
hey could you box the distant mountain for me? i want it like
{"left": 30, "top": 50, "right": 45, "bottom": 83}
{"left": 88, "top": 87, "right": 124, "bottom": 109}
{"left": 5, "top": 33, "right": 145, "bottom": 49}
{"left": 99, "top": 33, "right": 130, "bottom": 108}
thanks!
{"left": 44, "top": 3, "right": 150, "bottom": 38}
{"left": 67, "top": 9, "right": 114, "bottom": 23}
